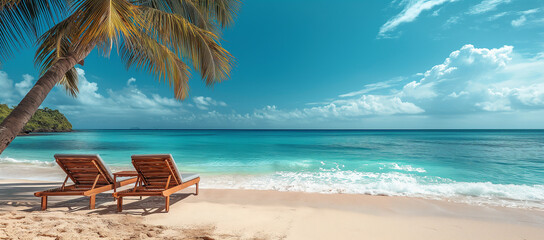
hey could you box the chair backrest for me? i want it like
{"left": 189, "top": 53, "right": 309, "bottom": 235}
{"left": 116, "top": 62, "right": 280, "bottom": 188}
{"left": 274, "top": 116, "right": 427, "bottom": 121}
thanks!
{"left": 131, "top": 154, "right": 182, "bottom": 188}
{"left": 54, "top": 154, "right": 115, "bottom": 186}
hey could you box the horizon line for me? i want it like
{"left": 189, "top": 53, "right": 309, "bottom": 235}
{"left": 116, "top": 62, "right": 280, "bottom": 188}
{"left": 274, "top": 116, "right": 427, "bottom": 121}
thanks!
{"left": 70, "top": 128, "right": 544, "bottom": 131}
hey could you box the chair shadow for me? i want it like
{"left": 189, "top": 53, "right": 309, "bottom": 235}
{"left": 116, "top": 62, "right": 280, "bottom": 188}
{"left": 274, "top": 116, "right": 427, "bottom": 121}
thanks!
{"left": 90, "top": 193, "right": 195, "bottom": 215}
{"left": 0, "top": 182, "right": 63, "bottom": 207}
{"left": 0, "top": 182, "right": 196, "bottom": 215}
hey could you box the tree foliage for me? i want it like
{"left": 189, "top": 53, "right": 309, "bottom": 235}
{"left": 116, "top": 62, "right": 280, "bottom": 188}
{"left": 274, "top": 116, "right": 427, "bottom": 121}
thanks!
{"left": 0, "top": 104, "right": 72, "bottom": 133}
{"left": 0, "top": 0, "right": 240, "bottom": 99}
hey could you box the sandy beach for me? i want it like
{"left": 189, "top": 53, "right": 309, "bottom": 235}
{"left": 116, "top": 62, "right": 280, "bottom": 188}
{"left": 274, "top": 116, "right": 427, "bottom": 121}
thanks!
{"left": 0, "top": 179, "right": 543, "bottom": 239}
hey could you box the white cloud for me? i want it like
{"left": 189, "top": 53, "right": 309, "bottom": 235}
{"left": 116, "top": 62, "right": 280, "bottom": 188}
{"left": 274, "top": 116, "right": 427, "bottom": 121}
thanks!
{"left": 127, "top": 77, "right": 136, "bottom": 86}
{"left": 511, "top": 8, "right": 540, "bottom": 27}
{"left": 488, "top": 12, "right": 508, "bottom": 21}
{"left": 0, "top": 71, "right": 14, "bottom": 101}
{"left": 521, "top": 8, "right": 540, "bottom": 15}
{"left": 401, "top": 44, "right": 513, "bottom": 102}
{"left": 395, "top": 44, "right": 544, "bottom": 113}
{"left": 443, "top": 16, "right": 461, "bottom": 27}
{"left": 73, "top": 68, "right": 104, "bottom": 105}
{"left": 511, "top": 16, "right": 527, "bottom": 27}
{"left": 379, "top": 0, "right": 457, "bottom": 38}
{"left": 4, "top": 43, "right": 544, "bottom": 129}
{"left": 42, "top": 68, "right": 196, "bottom": 127}
{"left": 304, "top": 96, "right": 424, "bottom": 117}
{"left": 14, "top": 74, "right": 33, "bottom": 96}
{"left": 250, "top": 43, "right": 544, "bottom": 126}
{"left": 64, "top": 45, "right": 544, "bottom": 127}
{"left": 251, "top": 94, "right": 424, "bottom": 124}
{"left": 0, "top": 72, "right": 36, "bottom": 104}
{"left": 468, "top": 0, "right": 511, "bottom": 15}
{"left": 193, "top": 96, "right": 227, "bottom": 110}
{"left": 339, "top": 77, "right": 403, "bottom": 98}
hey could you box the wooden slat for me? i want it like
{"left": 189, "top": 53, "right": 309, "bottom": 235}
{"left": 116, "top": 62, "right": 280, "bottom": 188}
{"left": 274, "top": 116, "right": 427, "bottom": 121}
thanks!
{"left": 67, "top": 169, "right": 101, "bottom": 173}
{"left": 65, "top": 168, "right": 98, "bottom": 172}
{"left": 61, "top": 161, "right": 96, "bottom": 166}
{"left": 61, "top": 160, "right": 97, "bottom": 163}
{"left": 133, "top": 161, "right": 168, "bottom": 165}
{"left": 71, "top": 172, "right": 101, "bottom": 176}
{"left": 136, "top": 166, "right": 168, "bottom": 170}
{"left": 61, "top": 165, "right": 97, "bottom": 170}
{"left": 138, "top": 170, "right": 170, "bottom": 174}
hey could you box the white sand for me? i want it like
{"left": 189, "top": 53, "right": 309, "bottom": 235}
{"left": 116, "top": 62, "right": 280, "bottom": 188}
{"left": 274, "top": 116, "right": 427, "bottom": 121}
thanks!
{"left": 0, "top": 179, "right": 543, "bottom": 239}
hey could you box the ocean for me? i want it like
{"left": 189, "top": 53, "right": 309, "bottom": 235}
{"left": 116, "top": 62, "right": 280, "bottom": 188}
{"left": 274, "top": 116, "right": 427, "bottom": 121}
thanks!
{"left": 1, "top": 129, "right": 543, "bottom": 209}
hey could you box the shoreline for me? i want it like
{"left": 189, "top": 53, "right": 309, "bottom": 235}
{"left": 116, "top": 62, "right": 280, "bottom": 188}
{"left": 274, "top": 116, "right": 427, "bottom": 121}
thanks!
{"left": 1, "top": 179, "right": 543, "bottom": 239}
{"left": 1, "top": 164, "right": 543, "bottom": 211}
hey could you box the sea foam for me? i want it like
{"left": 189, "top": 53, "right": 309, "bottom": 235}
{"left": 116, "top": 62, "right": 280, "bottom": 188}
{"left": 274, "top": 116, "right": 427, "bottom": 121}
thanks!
{"left": 1, "top": 156, "right": 543, "bottom": 210}
{"left": 202, "top": 169, "right": 544, "bottom": 210}
{"left": 0, "top": 157, "right": 56, "bottom": 167}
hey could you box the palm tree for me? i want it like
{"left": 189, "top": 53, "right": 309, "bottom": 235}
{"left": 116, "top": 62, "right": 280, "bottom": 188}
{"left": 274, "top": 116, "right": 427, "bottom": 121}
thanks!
{"left": 0, "top": 0, "right": 239, "bottom": 154}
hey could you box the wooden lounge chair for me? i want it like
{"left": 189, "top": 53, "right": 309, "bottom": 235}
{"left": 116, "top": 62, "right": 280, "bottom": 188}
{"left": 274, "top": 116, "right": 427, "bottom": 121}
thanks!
{"left": 113, "top": 154, "right": 200, "bottom": 212}
{"left": 34, "top": 154, "right": 137, "bottom": 210}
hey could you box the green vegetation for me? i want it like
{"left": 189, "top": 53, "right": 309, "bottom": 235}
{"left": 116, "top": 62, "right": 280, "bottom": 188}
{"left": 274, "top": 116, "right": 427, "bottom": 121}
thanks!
{"left": 0, "top": 104, "right": 72, "bottom": 134}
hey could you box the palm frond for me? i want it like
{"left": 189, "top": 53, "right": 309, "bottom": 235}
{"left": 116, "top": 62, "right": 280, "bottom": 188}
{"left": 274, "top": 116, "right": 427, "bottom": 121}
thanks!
{"left": 141, "top": 6, "right": 233, "bottom": 86}
{"left": 58, "top": 67, "right": 79, "bottom": 97}
{"left": 9, "top": 0, "right": 239, "bottom": 101}
{"left": 71, "top": 0, "right": 142, "bottom": 56}
{"left": 135, "top": 0, "right": 212, "bottom": 31}
{"left": 192, "top": 0, "right": 240, "bottom": 28}
{"left": 0, "top": 0, "right": 67, "bottom": 63}
{"left": 35, "top": 15, "right": 77, "bottom": 74}
{"left": 35, "top": 14, "right": 81, "bottom": 97}
{"left": 121, "top": 33, "right": 191, "bottom": 99}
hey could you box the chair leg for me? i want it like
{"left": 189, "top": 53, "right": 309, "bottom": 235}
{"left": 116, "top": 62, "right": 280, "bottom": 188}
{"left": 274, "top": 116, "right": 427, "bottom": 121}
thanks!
{"left": 117, "top": 197, "right": 123, "bottom": 212}
{"left": 195, "top": 183, "right": 199, "bottom": 195}
{"left": 89, "top": 195, "right": 96, "bottom": 209}
{"left": 165, "top": 196, "right": 170, "bottom": 212}
{"left": 41, "top": 196, "right": 47, "bottom": 210}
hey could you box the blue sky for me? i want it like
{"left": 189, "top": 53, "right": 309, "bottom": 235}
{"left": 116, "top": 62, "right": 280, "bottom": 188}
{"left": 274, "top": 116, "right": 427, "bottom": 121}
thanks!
{"left": 2, "top": 0, "right": 544, "bottom": 129}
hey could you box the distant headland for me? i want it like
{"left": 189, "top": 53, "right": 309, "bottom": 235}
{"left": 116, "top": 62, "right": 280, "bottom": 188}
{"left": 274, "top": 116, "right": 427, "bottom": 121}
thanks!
{"left": 0, "top": 104, "right": 72, "bottom": 135}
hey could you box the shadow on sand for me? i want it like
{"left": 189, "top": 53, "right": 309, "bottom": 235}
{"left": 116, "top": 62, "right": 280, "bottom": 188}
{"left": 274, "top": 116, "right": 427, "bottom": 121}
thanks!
{"left": 0, "top": 182, "right": 195, "bottom": 215}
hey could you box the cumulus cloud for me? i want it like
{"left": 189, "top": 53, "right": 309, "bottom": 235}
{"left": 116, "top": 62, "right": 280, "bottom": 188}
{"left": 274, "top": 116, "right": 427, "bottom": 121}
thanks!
{"left": 511, "top": 16, "right": 527, "bottom": 27}
{"left": 253, "top": 44, "right": 544, "bottom": 126}
{"left": 379, "top": 0, "right": 457, "bottom": 38}
{"left": 14, "top": 74, "right": 33, "bottom": 96}
{"left": 39, "top": 68, "right": 196, "bottom": 128}
{"left": 0, "top": 72, "right": 36, "bottom": 104}
{"left": 0, "top": 71, "right": 14, "bottom": 101}
{"left": 395, "top": 44, "right": 544, "bottom": 113}
{"left": 253, "top": 96, "right": 424, "bottom": 123}
{"left": 193, "top": 96, "right": 227, "bottom": 110}
{"left": 468, "top": 0, "right": 511, "bottom": 15}
{"left": 3, "top": 44, "right": 544, "bottom": 129}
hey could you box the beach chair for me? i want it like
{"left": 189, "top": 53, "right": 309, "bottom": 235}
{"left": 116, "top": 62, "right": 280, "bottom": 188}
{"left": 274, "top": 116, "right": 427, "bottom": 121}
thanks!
{"left": 34, "top": 154, "right": 137, "bottom": 210}
{"left": 113, "top": 154, "right": 200, "bottom": 212}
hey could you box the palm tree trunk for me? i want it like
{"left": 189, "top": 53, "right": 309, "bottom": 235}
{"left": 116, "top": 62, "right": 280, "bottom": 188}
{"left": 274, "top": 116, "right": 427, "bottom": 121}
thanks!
{"left": 0, "top": 44, "right": 95, "bottom": 155}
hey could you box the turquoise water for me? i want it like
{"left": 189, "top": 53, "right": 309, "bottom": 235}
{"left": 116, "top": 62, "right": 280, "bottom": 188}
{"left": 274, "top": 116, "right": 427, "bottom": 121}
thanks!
{"left": 1, "top": 130, "right": 544, "bottom": 208}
